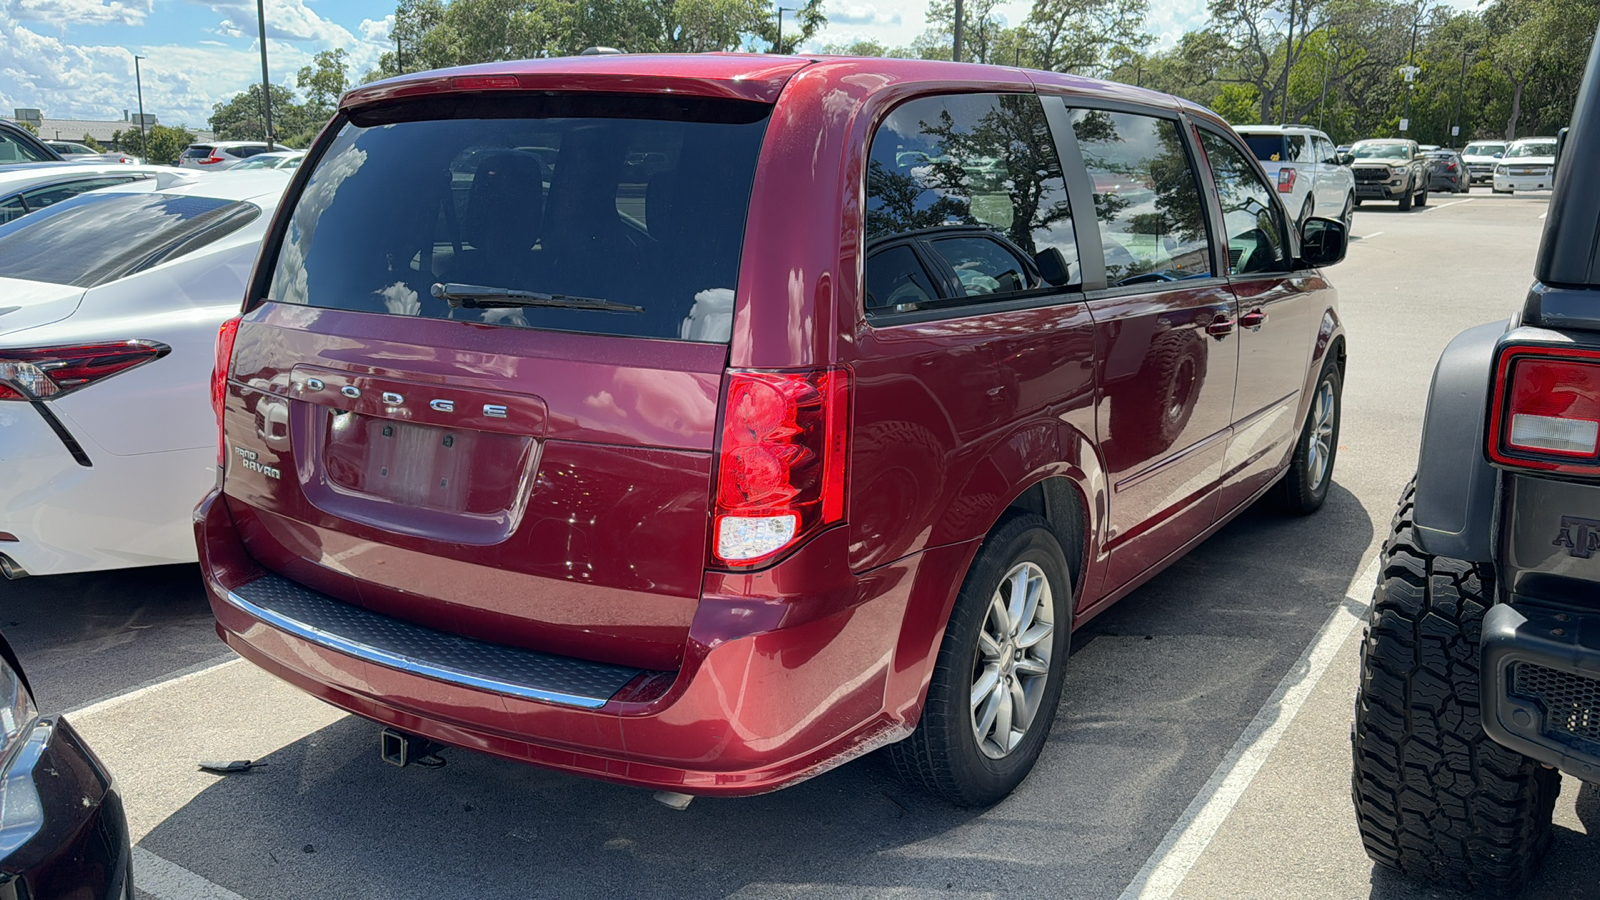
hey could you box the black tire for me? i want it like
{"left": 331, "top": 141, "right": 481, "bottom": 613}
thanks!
{"left": 1340, "top": 192, "right": 1354, "bottom": 226}
{"left": 1398, "top": 187, "right": 1413, "bottom": 211}
{"left": 1352, "top": 480, "right": 1560, "bottom": 898}
{"left": 1415, "top": 182, "right": 1428, "bottom": 207}
{"left": 1353, "top": 197, "right": 1364, "bottom": 208}
{"left": 1299, "top": 195, "right": 1315, "bottom": 230}
{"left": 1277, "top": 356, "right": 1341, "bottom": 514}
{"left": 886, "top": 513, "right": 1072, "bottom": 807}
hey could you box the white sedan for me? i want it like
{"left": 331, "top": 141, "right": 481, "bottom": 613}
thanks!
{"left": 0, "top": 170, "right": 290, "bottom": 578}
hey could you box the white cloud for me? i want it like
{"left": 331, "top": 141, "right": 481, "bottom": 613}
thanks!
{"left": 7, "top": 0, "right": 149, "bottom": 28}
{"left": 829, "top": 4, "right": 902, "bottom": 28}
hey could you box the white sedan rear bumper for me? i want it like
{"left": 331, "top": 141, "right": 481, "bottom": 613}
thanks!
{"left": 0, "top": 402, "right": 210, "bottom": 577}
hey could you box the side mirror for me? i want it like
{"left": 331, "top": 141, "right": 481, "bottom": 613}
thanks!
{"left": 1493, "top": 151, "right": 1504, "bottom": 158}
{"left": 1336, "top": 153, "right": 1353, "bottom": 166}
{"left": 1035, "top": 247, "right": 1073, "bottom": 287}
{"left": 1300, "top": 216, "right": 1348, "bottom": 268}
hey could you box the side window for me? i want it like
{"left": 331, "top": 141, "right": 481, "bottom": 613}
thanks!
{"left": 0, "top": 132, "right": 52, "bottom": 165}
{"left": 864, "top": 92, "right": 1079, "bottom": 315}
{"left": 1317, "top": 137, "right": 1337, "bottom": 165}
{"left": 21, "top": 179, "right": 132, "bottom": 213}
{"left": 865, "top": 244, "right": 940, "bottom": 312}
{"left": 0, "top": 195, "right": 25, "bottom": 225}
{"left": 1285, "top": 134, "right": 1308, "bottom": 163}
{"left": 1198, "top": 131, "right": 1290, "bottom": 276}
{"left": 1067, "top": 109, "right": 1214, "bottom": 287}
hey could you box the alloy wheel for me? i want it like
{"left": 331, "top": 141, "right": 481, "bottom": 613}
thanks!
{"left": 1307, "top": 376, "right": 1337, "bottom": 491}
{"left": 970, "top": 561, "right": 1055, "bottom": 760}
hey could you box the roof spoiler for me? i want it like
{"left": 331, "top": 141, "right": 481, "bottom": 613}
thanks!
{"left": 1533, "top": 18, "right": 1600, "bottom": 289}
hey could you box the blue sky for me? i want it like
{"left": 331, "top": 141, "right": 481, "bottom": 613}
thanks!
{"left": 1, "top": 0, "right": 1477, "bottom": 131}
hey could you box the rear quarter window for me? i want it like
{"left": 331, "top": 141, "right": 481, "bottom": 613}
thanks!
{"left": 265, "top": 93, "right": 771, "bottom": 344}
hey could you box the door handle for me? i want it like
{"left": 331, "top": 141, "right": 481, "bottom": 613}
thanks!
{"left": 1240, "top": 308, "right": 1269, "bottom": 329}
{"left": 1205, "top": 315, "right": 1236, "bottom": 339}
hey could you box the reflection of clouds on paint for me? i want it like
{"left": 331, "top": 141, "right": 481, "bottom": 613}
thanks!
{"left": 679, "top": 288, "right": 734, "bottom": 343}
{"left": 583, "top": 389, "right": 628, "bottom": 419}
{"left": 375, "top": 281, "right": 418, "bottom": 316}
{"left": 270, "top": 135, "right": 366, "bottom": 307}
{"left": 478, "top": 308, "right": 528, "bottom": 327}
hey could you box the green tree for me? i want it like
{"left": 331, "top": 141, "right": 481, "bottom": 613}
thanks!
{"left": 297, "top": 49, "right": 350, "bottom": 114}
{"left": 209, "top": 84, "right": 322, "bottom": 148}
{"left": 113, "top": 124, "right": 195, "bottom": 164}
{"left": 80, "top": 134, "right": 104, "bottom": 151}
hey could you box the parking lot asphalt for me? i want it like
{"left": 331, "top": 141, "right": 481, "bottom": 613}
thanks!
{"left": 0, "top": 188, "right": 1578, "bottom": 900}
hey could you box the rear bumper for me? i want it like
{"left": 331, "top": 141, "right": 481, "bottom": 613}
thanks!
{"left": 1482, "top": 602, "right": 1600, "bottom": 781}
{"left": 0, "top": 717, "right": 131, "bottom": 899}
{"left": 0, "top": 403, "right": 205, "bottom": 576}
{"left": 197, "top": 489, "right": 966, "bottom": 796}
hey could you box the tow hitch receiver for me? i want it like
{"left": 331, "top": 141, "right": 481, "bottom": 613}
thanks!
{"left": 379, "top": 728, "right": 446, "bottom": 768}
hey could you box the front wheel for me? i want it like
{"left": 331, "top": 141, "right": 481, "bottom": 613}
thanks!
{"left": 1398, "top": 187, "right": 1413, "bottom": 211}
{"left": 886, "top": 513, "right": 1072, "bottom": 807}
{"left": 1277, "top": 357, "right": 1341, "bottom": 514}
{"left": 1340, "top": 192, "right": 1354, "bottom": 226}
{"left": 1352, "top": 480, "right": 1560, "bottom": 897}
{"left": 1415, "top": 183, "right": 1428, "bottom": 207}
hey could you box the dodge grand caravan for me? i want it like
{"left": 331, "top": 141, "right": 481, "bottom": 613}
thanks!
{"left": 197, "top": 54, "right": 1349, "bottom": 806}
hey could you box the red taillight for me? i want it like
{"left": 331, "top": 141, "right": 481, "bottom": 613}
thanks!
{"left": 200, "top": 155, "right": 223, "bottom": 165}
{"left": 212, "top": 316, "right": 241, "bottom": 466}
{"left": 712, "top": 368, "right": 850, "bottom": 566}
{"left": 0, "top": 341, "right": 168, "bottom": 402}
{"left": 1488, "top": 346, "right": 1600, "bottom": 474}
{"left": 1446, "top": 162, "right": 1459, "bottom": 172}
{"left": 1277, "top": 168, "right": 1296, "bottom": 193}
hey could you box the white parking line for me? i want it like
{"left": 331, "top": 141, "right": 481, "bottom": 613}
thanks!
{"left": 133, "top": 846, "right": 250, "bottom": 900}
{"left": 1116, "top": 553, "right": 1383, "bottom": 900}
{"left": 1425, "top": 197, "right": 1475, "bottom": 211}
{"left": 1352, "top": 231, "right": 1383, "bottom": 241}
{"left": 65, "top": 655, "right": 241, "bottom": 719}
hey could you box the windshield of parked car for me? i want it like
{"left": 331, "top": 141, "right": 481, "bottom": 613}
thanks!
{"left": 0, "top": 191, "right": 259, "bottom": 287}
{"left": 1506, "top": 141, "right": 1557, "bottom": 159}
{"left": 1352, "top": 142, "right": 1411, "bottom": 160}
{"left": 266, "top": 93, "right": 770, "bottom": 344}
{"left": 1463, "top": 142, "right": 1506, "bottom": 156}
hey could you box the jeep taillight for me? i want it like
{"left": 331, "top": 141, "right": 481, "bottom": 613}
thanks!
{"left": 1277, "top": 168, "right": 1296, "bottom": 193}
{"left": 711, "top": 368, "right": 850, "bottom": 567}
{"left": 1488, "top": 345, "right": 1600, "bottom": 475}
{"left": 212, "top": 316, "right": 240, "bottom": 466}
{"left": 0, "top": 341, "right": 169, "bottom": 401}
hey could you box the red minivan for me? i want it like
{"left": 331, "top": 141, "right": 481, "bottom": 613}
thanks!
{"left": 197, "top": 54, "right": 1348, "bottom": 806}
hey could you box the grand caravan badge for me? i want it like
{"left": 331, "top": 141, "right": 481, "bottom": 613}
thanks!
{"left": 234, "top": 446, "right": 281, "bottom": 480}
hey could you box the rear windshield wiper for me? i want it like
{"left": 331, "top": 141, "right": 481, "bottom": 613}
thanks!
{"left": 430, "top": 283, "right": 643, "bottom": 313}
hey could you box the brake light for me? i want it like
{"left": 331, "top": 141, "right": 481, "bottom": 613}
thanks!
{"left": 712, "top": 368, "right": 850, "bottom": 566}
{"left": 212, "top": 316, "right": 241, "bottom": 465}
{"left": 1277, "top": 168, "right": 1296, "bottom": 193}
{"left": 0, "top": 341, "right": 168, "bottom": 402}
{"left": 200, "top": 154, "right": 223, "bottom": 165}
{"left": 1488, "top": 346, "right": 1600, "bottom": 474}
{"left": 451, "top": 75, "right": 520, "bottom": 90}
{"left": 1446, "top": 162, "right": 1459, "bottom": 172}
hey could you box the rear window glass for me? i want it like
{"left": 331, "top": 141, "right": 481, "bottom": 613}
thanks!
{"left": 266, "top": 93, "right": 771, "bottom": 344}
{"left": 1242, "top": 135, "right": 1287, "bottom": 163}
{"left": 183, "top": 145, "right": 213, "bottom": 158}
{"left": 0, "top": 192, "right": 258, "bottom": 287}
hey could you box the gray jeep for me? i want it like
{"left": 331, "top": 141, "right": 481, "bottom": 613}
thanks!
{"left": 1351, "top": 20, "right": 1600, "bottom": 898}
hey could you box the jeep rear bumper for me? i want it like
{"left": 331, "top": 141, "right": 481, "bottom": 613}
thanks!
{"left": 1482, "top": 601, "right": 1600, "bottom": 781}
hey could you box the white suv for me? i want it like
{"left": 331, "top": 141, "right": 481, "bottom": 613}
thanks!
{"left": 1234, "top": 126, "right": 1357, "bottom": 226}
{"left": 1493, "top": 137, "right": 1558, "bottom": 194}
{"left": 177, "top": 141, "right": 279, "bottom": 171}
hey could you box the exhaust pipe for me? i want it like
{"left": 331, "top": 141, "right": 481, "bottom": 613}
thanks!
{"left": 379, "top": 727, "right": 445, "bottom": 768}
{"left": 0, "top": 554, "right": 27, "bottom": 580}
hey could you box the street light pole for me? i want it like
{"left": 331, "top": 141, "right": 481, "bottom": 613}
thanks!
{"left": 134, "top": 55, "right": 147, "bottom": 155}
{"left": 1452, "top": 42, "right": 1470, "bottom": 148}
{"left": 774, "top": 6, "right": 798, "bottom": 53}
{"left": 953, "top": 0, "right": 963, "bottom": 62}
{"left": 1401, "top": 1, "right": 1421, "bottom": 135}
{"left": 256, "top": 0, "right": 274, "bottom": 149}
